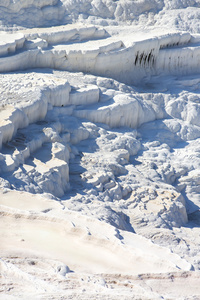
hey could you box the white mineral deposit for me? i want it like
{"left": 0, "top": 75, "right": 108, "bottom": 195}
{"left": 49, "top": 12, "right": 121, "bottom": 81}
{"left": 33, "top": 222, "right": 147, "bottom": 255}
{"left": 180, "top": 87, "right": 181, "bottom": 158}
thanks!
{"left": 1, "top": 1, "right": 200, "bottom": 299}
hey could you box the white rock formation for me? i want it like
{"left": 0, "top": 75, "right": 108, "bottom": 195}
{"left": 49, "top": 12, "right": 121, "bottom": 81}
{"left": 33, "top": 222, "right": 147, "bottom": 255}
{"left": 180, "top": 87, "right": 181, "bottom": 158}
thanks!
{"left": 1, "top": 1, "right": 200, "bottom": 300}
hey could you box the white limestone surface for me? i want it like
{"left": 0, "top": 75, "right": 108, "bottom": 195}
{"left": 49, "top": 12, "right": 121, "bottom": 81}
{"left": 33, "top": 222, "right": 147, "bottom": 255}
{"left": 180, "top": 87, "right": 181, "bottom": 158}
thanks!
{"left": 1, "top": 30, "right": 200, "bottom": 85}
{"left": 1, "top": 1, "right": 200, "bottom": 300}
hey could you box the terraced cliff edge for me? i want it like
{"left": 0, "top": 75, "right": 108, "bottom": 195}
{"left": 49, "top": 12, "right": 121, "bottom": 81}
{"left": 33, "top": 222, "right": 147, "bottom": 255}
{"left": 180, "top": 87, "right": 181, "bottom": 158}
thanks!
{"left": 1, "top": 2, "right": 200, "bottom": 300}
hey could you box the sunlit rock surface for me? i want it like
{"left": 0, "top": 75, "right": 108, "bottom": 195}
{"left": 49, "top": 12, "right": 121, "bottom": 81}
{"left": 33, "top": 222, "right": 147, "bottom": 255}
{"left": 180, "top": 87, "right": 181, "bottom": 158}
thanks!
{"left": 1, "top": 1, "right": 200, "bottom": 299}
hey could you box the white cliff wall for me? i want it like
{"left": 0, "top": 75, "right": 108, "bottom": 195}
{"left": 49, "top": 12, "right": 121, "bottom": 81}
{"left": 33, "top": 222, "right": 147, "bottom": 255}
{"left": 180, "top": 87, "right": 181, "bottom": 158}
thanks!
{"left": 0, "top": 29, "right": 199, "bottom": 85}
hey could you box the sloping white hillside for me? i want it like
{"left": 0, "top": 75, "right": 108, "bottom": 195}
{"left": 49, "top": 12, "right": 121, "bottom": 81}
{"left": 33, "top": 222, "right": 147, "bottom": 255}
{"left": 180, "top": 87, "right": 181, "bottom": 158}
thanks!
{"left": 1, "top": 0, "right": 200, "bottom": 31}
{"left": 1, "top": 1, "right": 200, "bottom": 300}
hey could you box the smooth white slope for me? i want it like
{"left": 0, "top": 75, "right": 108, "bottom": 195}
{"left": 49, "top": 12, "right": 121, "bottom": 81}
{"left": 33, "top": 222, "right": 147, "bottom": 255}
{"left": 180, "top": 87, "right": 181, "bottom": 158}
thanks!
{"left": 0, "top": 189, "right": 192, "bottom": 274}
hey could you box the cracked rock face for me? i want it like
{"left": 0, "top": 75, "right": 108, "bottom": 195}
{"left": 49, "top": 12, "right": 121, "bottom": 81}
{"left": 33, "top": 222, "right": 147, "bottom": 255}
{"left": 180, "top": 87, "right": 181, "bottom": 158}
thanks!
{"left": 1, "top": 2, "right": 200, "bottom": 300}
{"left": 0, "top": 68, "right": 198, "bottom": 241}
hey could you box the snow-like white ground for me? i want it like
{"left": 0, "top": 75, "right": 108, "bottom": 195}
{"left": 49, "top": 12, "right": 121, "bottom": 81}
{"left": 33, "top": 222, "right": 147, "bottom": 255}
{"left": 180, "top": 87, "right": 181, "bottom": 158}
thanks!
{"left": 1, "top": 1, "right": 200, "bottom": 299}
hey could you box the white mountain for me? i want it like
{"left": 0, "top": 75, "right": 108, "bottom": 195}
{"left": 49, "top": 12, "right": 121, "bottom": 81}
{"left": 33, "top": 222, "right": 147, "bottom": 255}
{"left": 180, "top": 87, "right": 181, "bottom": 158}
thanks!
{"left": 0, "top": 1, "right": 200, "bottom": 299}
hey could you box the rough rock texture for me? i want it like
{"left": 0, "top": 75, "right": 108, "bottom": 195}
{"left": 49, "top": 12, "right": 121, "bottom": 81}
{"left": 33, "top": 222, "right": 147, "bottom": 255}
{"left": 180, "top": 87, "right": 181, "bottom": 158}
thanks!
{"left": 1, "top": 1, "right": 200, "bottom": 300}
